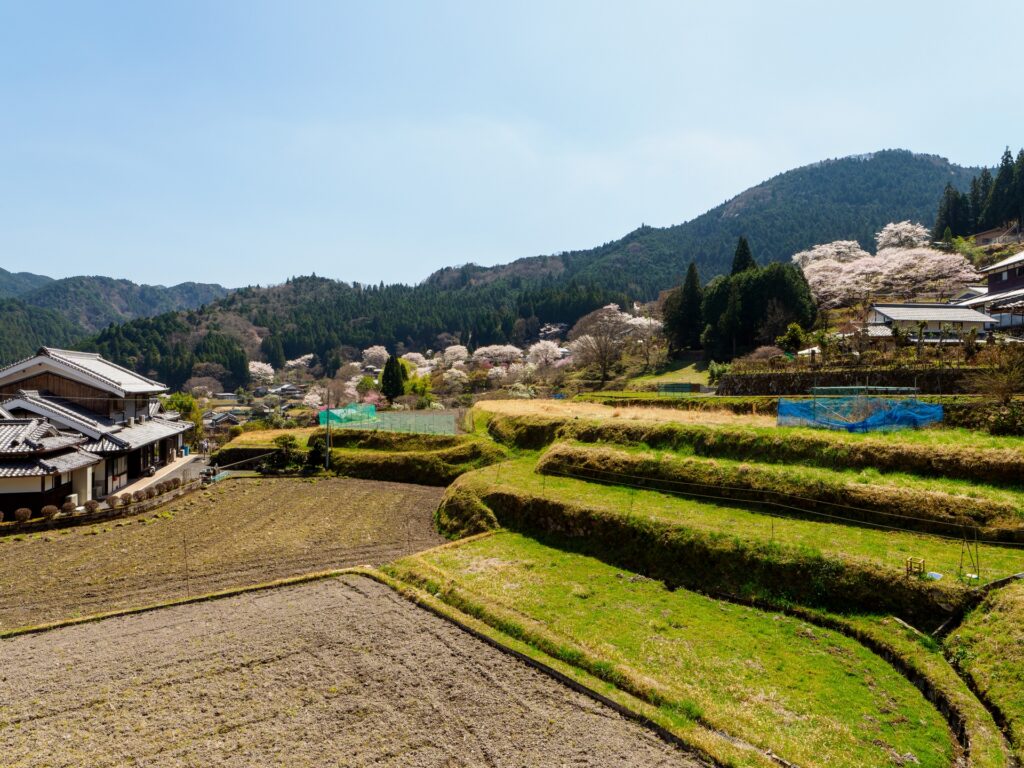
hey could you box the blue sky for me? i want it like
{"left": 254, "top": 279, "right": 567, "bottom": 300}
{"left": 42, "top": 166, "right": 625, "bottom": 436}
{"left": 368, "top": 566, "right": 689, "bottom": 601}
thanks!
{"left": 0, "top": 1, "right": 1019, "bottom": 288}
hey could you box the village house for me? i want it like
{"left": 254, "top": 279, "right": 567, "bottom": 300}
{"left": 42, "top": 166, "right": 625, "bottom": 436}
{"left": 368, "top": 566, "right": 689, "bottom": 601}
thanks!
{"left": 0, "top": 348, "right": 191, "bottom": 505}
{"left": 0, "top": 412, "right": 102, "bottom": 513}
{"left": 953, "top": 250, "right": 1024, "bottom": 331}
{"left": 867, "top": 303, "right": 996, "bottom": 341}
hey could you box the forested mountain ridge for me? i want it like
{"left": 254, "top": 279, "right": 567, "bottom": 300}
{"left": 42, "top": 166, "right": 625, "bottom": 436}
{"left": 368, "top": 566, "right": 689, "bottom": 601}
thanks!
{"left": 0, "top": 272, "right": 228, "bottom": 362}
{"left": 3, "top": 149, "right": 984, "bottom": 386}
{"left": 0, "top": 267, "right": 54, "bottom": 298}
{"left": 427, "top": 149, "right": 980, "bottom": 293}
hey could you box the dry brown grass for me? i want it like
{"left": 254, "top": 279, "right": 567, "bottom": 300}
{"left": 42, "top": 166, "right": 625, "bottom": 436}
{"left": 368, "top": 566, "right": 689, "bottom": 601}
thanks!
{"left": 225, "top": 426, "right": 319, "bottom": 447}
{"left": 474, "top": 399, "right": 776, "bottom": 427}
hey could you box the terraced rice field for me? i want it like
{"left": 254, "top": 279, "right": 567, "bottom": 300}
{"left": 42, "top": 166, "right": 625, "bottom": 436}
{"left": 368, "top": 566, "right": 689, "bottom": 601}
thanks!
{"left": 389, "top": 531, "right": 955, "bottom": 768}
{"left": 0, "top": 477, "right": 444, "bottom": 632}
{"left": 0, "top": 576, "right": 702, "bottom": 768}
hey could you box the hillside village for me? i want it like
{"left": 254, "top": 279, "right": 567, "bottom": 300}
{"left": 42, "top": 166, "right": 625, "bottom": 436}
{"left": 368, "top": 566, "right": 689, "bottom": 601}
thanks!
{"left": 4, "top": 9, "right": 1024, "bottom": 761}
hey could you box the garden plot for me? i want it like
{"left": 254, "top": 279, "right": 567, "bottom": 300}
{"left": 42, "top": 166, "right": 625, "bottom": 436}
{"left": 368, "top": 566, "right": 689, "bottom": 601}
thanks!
{"left": 474, "top": 398, "right": 776, "bottom": 426}
{"left": 0, "top": 575, "right": 702, "bottom": 768}
{"left": 0, "top": 477, "right": 444, "bottom": 632}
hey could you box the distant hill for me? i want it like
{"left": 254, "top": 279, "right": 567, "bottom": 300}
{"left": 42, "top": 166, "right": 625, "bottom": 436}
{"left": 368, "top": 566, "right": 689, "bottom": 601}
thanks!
{"left": 0, "top": 267, "right": 54, "bottom": 299}
{"left": 0, "top": 272, "right": 228, "bottom": 362}
{"left": 17, "top": 149, "right": 986, "bottom": 383}
{"left": 20, "top": 277, "right": 229, "bottom": 334}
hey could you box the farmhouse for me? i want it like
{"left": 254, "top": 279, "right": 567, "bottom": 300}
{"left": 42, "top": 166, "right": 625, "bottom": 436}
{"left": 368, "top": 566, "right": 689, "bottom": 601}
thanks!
{"left": 0, "top": 413, "right": 102, "bottom": 512}
{"left": 867, "top": 303, "right": 996, "bottom": 341}
{"left": 954, "top": 250, "right": 1024, "bottom": 331}
{"left": 0, "top": 348, "right": 191, "bottom": 503}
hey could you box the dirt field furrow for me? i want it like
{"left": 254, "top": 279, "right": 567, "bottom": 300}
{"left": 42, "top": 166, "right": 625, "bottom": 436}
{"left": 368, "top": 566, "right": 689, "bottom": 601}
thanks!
{"left": 0, "top": 575, "right": 704, "bottom": 768}
{"left": 0, "top": 477, "right": 446, "bottom": 631}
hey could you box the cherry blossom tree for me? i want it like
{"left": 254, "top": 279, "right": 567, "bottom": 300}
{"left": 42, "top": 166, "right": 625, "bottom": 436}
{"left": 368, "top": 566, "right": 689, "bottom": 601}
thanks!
{"left": 361, "top": 345, "right": 389, "bottom": 369}
{"left": 473, "top": 344, "right": 523, "bottom": 365}
{"left": 526, "top": 340, "right": 560, "bottom": 367}
{"left": 794, "top": 224, "right": 980, "bottom": 309}
{"left": 442, "top": 367, "right": 469, "bottom": 393}
{"left": 247, "top": 361, "right": 275, "bottom": 383}
{"left": 401, "top": 352, "right": 428, "bottom": 368}
{"left": 442, "top": 344, "right": 469, "bottom": 367}
{"left": 875, "top": 220, "right": 931, "bottom": 250}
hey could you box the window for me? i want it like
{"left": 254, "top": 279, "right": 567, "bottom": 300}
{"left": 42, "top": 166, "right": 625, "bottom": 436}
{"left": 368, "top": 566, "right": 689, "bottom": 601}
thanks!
{"left": 60, "top": 472, "right": 70, "bottom": 484}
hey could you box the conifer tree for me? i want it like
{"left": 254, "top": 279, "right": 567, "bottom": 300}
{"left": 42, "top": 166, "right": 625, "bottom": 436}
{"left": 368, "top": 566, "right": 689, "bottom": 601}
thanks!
{"left": 663, "top": 262, "right": 704, "bottom": 352}
{"left": 730, "top": 236, "right": 757, "bottom": 275}
{"left": 380, "top": 355, "right": 405, "bottom": 402}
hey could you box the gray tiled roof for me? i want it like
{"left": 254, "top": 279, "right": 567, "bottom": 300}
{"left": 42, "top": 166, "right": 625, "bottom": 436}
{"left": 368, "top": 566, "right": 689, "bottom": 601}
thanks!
{"left": 871, "top": 304, "right": 996, "bottom": 323}
{"left": 956, "top": 286, "right": 1024, "bottom": 308}
{"left": 80, "top": 417, "right": 190, "bottom": 453}
{"left": 0, "top": 418, "right": 83, "bottom": 454}
{"left": 0, "top": 347, "right": 167, "bottom": 397}
{"left": 0, "top": 448, "right": 100, "bottom": 477}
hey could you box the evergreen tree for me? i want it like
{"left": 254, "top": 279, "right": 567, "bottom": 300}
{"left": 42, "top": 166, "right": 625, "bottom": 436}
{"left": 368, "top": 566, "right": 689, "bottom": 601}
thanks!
{"left": 984, "top": 148, "right": 1016, "bottom": 227}
{"left": 720, "top": 282, "right": 743, "bottom": 357}
{"left": 662, "top": 262, "right": 703, "bottom": 352}
{"left": 1014, "top": 149, "right": 1024, "bottom": 229}
{"left": 380, "top": 355, "right": 405, "bottom": 402}
{"left": 730, "top": 236, "right": 757, "bottom": 275}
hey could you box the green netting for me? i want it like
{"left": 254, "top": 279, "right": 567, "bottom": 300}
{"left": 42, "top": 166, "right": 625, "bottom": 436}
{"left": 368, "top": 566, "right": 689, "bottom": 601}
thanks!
{"left": 319, "top": 404, "right": 378, "bottom": 426}
{"left": 320, "top": 406, "right": 458, "bottom": 435}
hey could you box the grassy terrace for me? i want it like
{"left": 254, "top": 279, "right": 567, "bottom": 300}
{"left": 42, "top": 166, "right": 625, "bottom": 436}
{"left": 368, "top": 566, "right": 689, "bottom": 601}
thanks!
{"left": 459, "top": 457, "right": 1024, "bottom": 584}
{"left": 390, "top": 531, "right": 953, "bottom": 768}
{"left": 548, "top": 441, "right": 1024, "bottom": 525}
{"left": 948, "top": 582, "right": 1024, "bottom": 762}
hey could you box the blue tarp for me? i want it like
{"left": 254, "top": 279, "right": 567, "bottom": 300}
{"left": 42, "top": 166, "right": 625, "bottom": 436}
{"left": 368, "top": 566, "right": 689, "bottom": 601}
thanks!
{"left": 777, "top": 398, "right": 943, "bottom": 432}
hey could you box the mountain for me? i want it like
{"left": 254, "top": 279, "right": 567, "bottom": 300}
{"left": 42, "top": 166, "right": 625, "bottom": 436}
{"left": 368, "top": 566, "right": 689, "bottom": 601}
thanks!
{"left": 0, "top": 273, "right": 229, "bottom": 362}
{"left": 20, "top": 277, "right": 229, "bottom": 335}
{"left": 27, "top": 149, "right": 986, "bottom": 384}
{"left": 427, "top": 149, "right": 981, "bottom": 294}
{"left": 0, "top": 267, "right": 54, "bottom": 299}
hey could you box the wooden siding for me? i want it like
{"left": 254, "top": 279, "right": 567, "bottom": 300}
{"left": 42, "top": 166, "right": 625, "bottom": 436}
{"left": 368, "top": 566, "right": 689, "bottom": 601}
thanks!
{"left": 0, "top": 372, "right": 113, "bottom": 414}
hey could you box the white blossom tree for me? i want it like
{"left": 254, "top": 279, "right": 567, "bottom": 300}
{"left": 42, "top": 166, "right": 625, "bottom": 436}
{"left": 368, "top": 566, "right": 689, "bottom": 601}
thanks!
{"left": 247, "top": 361, "right": 275, "bottom": 383}
{"left": 285, "top": 353, "right": 315, "bottom": 369}
{"left": 400, "top": 352, "right": 428, "bottom": 368}
{"left": 472, "top": 344, "right": 523, "bottom": 365}
{"left": 526, "top": 340, "right": 560, "bottom": 367}
{"left": 568, "top": 304, "right": 636, "bottom": 382}
{"left": 875, "top": 220, "right": 931, "bottom": 251}
{"left": 796, "top": 238, "right": 980, "bottom": 309}
{"left": 361, "top": 345, "right": 389, "bottom": 369}
{"left": 442, "top": 367, "right": 469, "bottom": 393}
{"left": 442, "top": 344, "right": 469, "bottom": 367}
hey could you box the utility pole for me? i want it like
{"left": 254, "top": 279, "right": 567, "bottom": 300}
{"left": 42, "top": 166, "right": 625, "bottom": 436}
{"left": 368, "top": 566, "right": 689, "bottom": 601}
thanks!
{"left": 325, "top": 393, "right": 332, "bottom": 472}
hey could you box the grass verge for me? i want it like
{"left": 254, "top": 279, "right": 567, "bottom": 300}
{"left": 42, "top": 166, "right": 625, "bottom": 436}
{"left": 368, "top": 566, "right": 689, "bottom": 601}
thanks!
{"left": 946, "top": 581, "right": 1024, "bottom": 763}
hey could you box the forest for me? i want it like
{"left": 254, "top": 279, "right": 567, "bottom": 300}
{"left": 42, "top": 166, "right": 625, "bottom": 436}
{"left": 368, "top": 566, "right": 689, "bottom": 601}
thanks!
{"left": 933, "top": 146, "right": 1024, "bottom": 238}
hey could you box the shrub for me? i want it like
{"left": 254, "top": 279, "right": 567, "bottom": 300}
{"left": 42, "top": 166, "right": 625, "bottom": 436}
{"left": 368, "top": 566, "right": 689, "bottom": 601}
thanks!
{"left": 61, "top": 501, "right": 77, "bottom": 514}
{"left": 133, "top": 490, "right": 146, "bottom": 503}
{"left": 171, "top": 477, "right": 182, "bottom": 489}
{"left": 145, "top": 488, "right": 157, "bottom": 500}
{"left": 41, "top": 505, "right": 59, "bottom": 520}
{"left": 84, "top": 499, "right": 101, "bottom": 513}
{"left": 120, "top": 493, "right": 133, "bottom": 507}
{"left": 14, "top": 507, "right": 31, "bottom": 523}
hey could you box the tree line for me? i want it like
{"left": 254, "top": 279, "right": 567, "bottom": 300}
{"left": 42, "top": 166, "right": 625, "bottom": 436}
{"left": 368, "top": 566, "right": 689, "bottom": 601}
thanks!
{"left": 934, "top": 147, "right": 1024, "bottom": 239}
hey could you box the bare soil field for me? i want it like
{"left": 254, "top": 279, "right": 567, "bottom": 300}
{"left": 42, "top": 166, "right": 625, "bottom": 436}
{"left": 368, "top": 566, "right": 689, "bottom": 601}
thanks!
{"left": 0, "top": 477, "right": 444, "bottom": 632}
{"left": 0, "top": 575, "right": 701, "bottom": 768}
{"left": 473, "top": 398, "right": 776, "bottom": 426}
